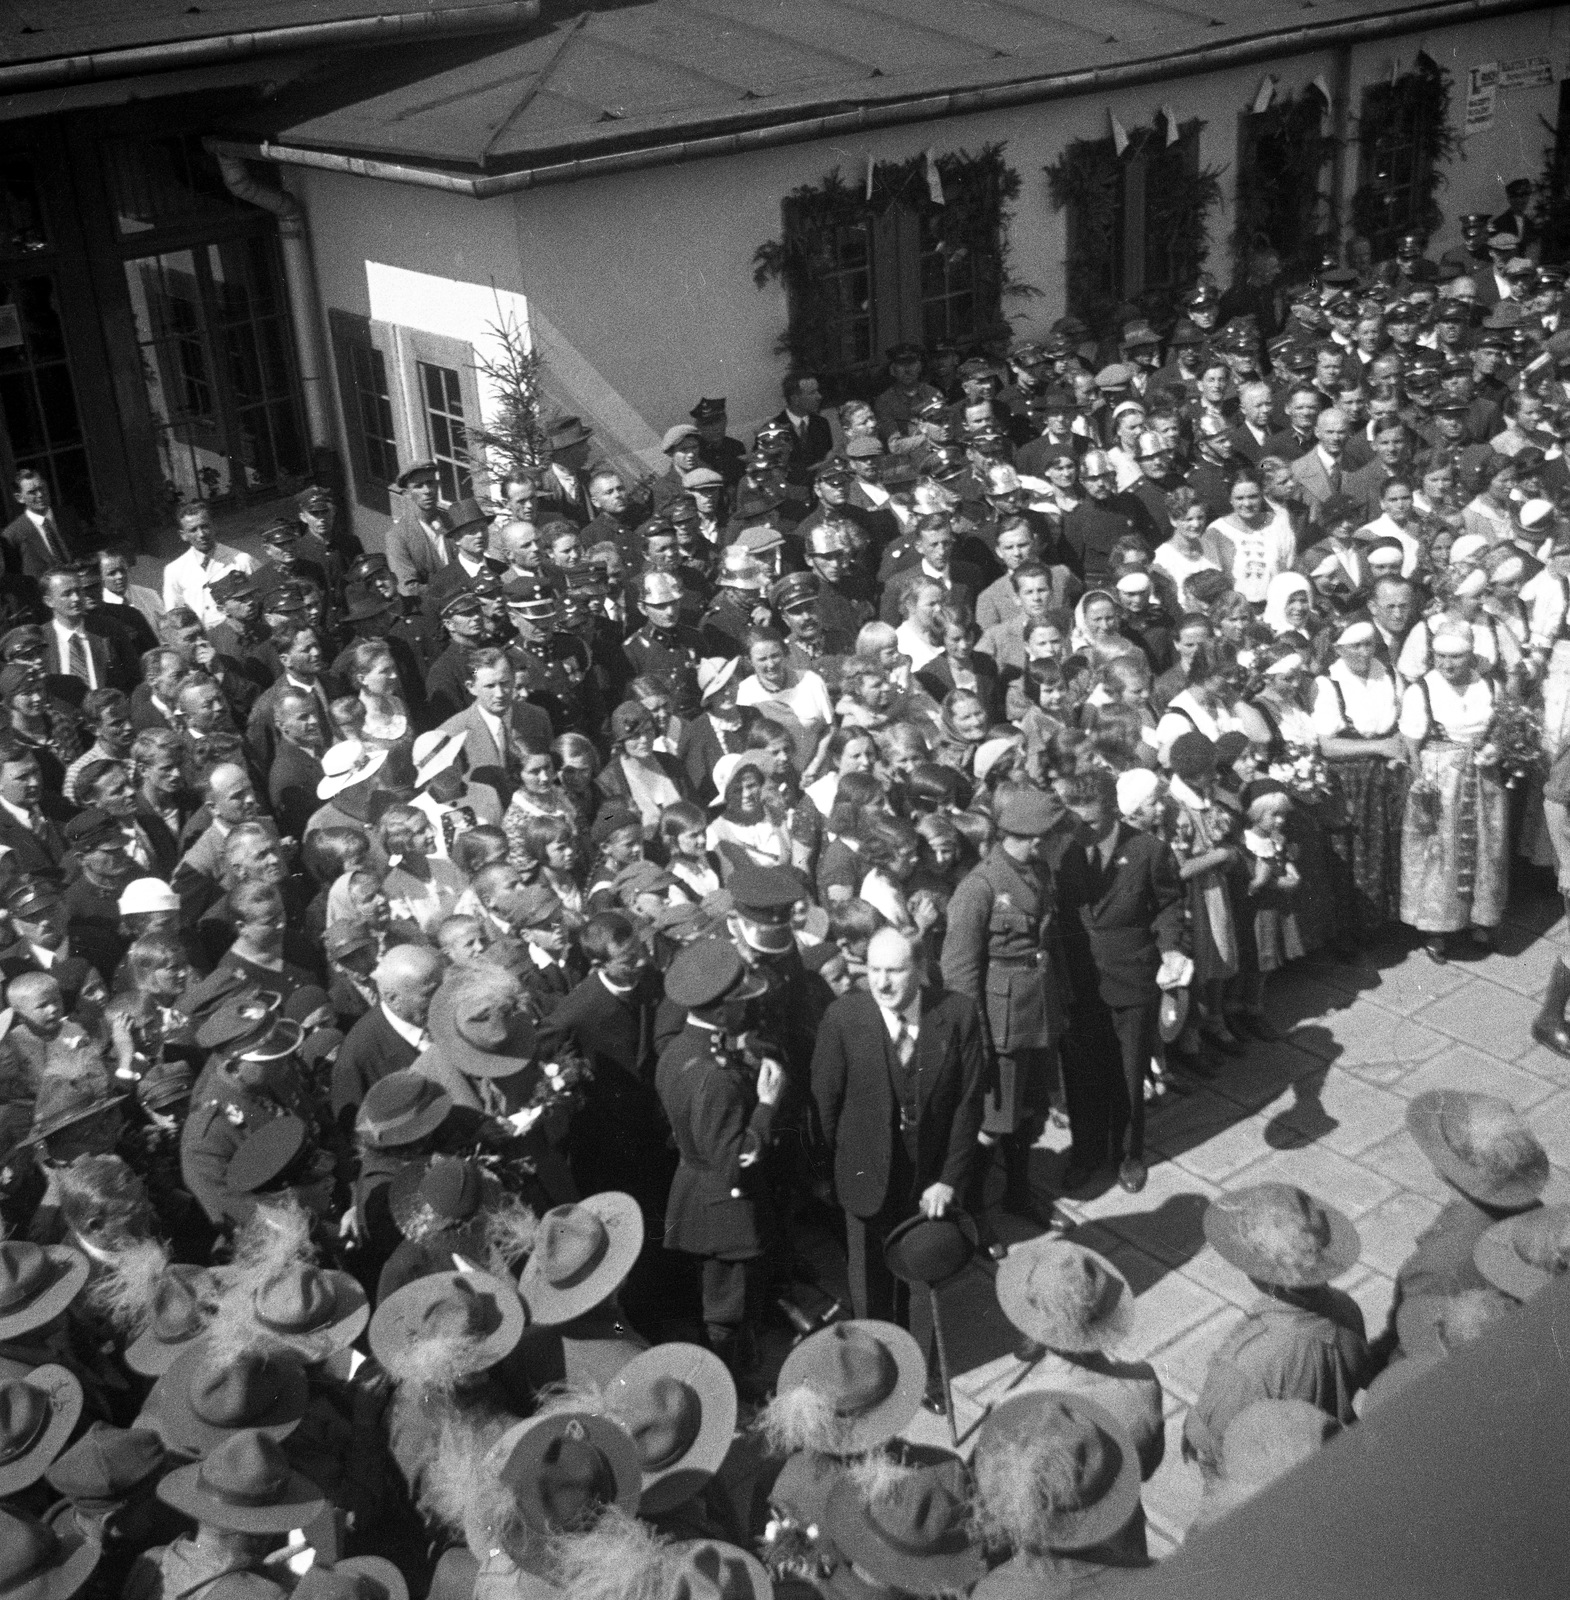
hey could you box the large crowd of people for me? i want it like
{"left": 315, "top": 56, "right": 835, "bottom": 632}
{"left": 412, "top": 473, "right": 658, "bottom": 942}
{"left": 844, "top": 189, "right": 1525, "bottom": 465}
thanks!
{"left": 2, "top": 204, "right": 1569, "bottom": 1599}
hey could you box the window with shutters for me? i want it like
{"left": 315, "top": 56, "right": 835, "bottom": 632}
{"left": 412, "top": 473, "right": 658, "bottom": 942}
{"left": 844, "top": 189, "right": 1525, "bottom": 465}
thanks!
{"left": 328, "top": 308, "right": 396, "bottom": 515}
{"left": 419, "top": 360, "right": 472, "bottom": 502}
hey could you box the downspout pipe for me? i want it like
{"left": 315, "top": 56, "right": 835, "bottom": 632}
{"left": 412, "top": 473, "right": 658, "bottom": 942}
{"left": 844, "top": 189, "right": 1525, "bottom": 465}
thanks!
{"left": 216, "top": 154, "right": 332, "bottom": 456}
{"left": 208, "top": 0, "right": 1539, "bottom": 197}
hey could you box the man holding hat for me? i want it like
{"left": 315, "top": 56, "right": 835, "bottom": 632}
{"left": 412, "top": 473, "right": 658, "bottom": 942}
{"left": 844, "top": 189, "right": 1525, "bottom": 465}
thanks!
{"left": 942, "top": 783, "right": 1071, "bottom": 1231}
{"left": 657, "top": 937, "right": 784, "bottom": 1378}
{"left": 385, "top": 460, "right": 453, "bottom": 598}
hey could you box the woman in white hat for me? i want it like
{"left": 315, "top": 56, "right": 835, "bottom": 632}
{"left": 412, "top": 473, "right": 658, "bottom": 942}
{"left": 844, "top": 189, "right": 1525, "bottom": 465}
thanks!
{"left": 1398, "top": 618, "right": 1512, "bottom": 962}
{"left": 1312, "top": 617, "right": 1406, "bottom": 947}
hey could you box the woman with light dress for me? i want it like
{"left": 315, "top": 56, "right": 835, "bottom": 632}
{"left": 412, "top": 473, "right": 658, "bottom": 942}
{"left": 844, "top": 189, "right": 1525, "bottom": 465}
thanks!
{"left": 1399, "top": 620, "right": 1510, "bottom": 963}
{"left": 1155, "top": 644, "right": 1253, "bottom": 766}
{"left": 705, "top": 753, "right": 791, "bottom": 876}
{"left": 1204, "top": 471, "right": 1298, "bottom": 609}
{"left": 377, "top": 804, "right": 464, "bottom": 934}
{"left": 348, "top": 640, "right": 411, "bottom": 754}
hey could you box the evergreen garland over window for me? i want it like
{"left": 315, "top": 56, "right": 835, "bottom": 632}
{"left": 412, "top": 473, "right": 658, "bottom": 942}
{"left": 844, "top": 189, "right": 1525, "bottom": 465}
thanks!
{"left": 1352, "top": 55, "right": 1460, "bottom": 258}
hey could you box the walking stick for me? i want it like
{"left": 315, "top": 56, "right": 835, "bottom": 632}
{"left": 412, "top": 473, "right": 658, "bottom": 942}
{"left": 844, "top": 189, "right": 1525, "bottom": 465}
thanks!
{"left": 928, "top": 1283, "right": 959, "bottom": 1448}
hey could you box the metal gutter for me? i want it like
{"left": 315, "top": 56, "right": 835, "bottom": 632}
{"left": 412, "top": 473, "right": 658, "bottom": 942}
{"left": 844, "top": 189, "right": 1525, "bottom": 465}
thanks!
{"left": 206, "top": 0, "right": 1546, "bottom": 195}
{"left": 0, "top": 3, "right": 539, "bottom": 92}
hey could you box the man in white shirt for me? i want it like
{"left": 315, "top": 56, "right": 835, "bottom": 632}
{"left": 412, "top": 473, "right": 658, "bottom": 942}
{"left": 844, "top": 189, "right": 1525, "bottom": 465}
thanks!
{"left": 42, "top": 568, "right": 108, "bottom": 691}
{"left": 162, "top": 505, "right": 255, "bottom": 631}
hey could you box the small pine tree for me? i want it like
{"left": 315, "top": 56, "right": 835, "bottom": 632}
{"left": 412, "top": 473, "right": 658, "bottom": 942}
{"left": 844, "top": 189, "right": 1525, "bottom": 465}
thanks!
{"left": 467, "top": 301, "right": 548, "bottom": 488}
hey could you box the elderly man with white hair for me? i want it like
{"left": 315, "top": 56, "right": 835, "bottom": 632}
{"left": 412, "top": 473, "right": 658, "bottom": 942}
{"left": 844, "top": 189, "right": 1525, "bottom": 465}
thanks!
{"left": 329, "top": 943, "right": 444, "bottom": 1135}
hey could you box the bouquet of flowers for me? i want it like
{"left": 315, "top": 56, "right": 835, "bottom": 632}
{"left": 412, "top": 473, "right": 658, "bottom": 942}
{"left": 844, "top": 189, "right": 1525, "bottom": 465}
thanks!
{"left": 760, "top": 1512, "right": 834, "bottom": 1584}
{"left": 1481, "top": 691, "right": 1546, "bottom": 789}
{"left": 507, "top": 1049, "right": 592, "bottom": 1138}
{"left": 1267, "top": 745, "right": 1337, "bottom": 807}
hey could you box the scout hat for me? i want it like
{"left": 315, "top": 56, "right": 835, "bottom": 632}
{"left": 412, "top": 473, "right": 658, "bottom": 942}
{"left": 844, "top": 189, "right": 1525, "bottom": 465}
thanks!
{"left": 294, "top": 1561, "right": 407, "bottom": 1600}
{"left": 0, "top": 1367, "right": 82, "bottom": 1496}
{"left": 17, "top": 1076, "right": 127, "bottom": 1147}
{"left": 663, "top": 1544, "right": 769, "bottom": 1600}
{"left": 143, "top": 1345, "right": 309, "bottom": 1456}
{"left": 369, "top": 1267, "right": 525, "bottom": 1384}
{"left": 772, "top": 1320, "right": 925, "bottom": 1454}
{"left": 386, "top": 1156, "right": 495, "bottom": 1240}
{"left": 517, "top": 1193, "right": 643, "bottom": 1326}
{"left": 1406, "top": 1091, "right": 1549, "bottom": 1210}
{"left": 488, "top": 1412, "right": 642, "bottom": 1535}
{"left": 973, "top": 1392, "right": 1140, "bottom": 1556}
{"left": 426, "top": 967, "right": 537, "bottom": 1079}
{"left": 124, "top": 1265, "right": 221, "bottom": 1378}
{"left": 995, "top": 1239, "right": 1135, "bottom": 1354}
{"left": 1189, "top": 1399, "right": 1338, "bottom": 1531}
{"left": 355, "top": 1072, "right": 453, "bottom": 1150}
{"left": 249, "top": 1264, "right": 369, "bottom": 1363}
{"left": 0, "top": 1505, "right": 98, "bottom": 1600}
{"left": 0, "top": 1244, "right": 89, "bottom": 1341}
{"left": 44, "top": 1423, "right": 167, "bottom": 1516}
{"left": 158, "top": 1429, "right": 326, "bottom": 1534}
{"left": 1203, "top": 1184, "right": 1359, "bottom": 1288}
{"left": 1474, "top": 1203, "right": 1570, "bottom": 1301}
{"left": 824, "top": 1455, "right": 983, "bottom": 1596}
{"left": 603, "top": 1342, "right": 737, "bottom": 1515}
{"left": 883, "top": 1210, "right": 979, "bottom": 1289}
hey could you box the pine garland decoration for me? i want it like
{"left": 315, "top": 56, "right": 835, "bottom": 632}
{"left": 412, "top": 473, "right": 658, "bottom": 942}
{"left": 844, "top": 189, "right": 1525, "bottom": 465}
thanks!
{"left": 1350, "top": 53, "right": 1460, "bottom": 257}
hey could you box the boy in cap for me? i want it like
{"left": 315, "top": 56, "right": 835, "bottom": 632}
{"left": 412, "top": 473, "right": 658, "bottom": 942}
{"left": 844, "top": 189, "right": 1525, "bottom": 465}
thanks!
{"left": 656, "top": 937, "right": 784, "bottom": 1381}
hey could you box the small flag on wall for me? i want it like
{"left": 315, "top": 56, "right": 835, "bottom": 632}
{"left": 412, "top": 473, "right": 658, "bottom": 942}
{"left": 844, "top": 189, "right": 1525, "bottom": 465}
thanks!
{"left": 1390, "top": 55, "right": 1400, "bottom": 84}
{"left": 1110, "top": 112, "right": 1128, "bottom": 155}
{"left": 924, "top": 149, "right": 944, "bottom": 205}
{"left": 1253, "top": 75, "right": 1275, "bottom": 113}
{"left": 1311, "top": 73, "right": 1332, "bottom": 108}
{"left": 866, "top": 156, "right": 875, "bottom": 201}
{"left": 1161, "top": 105, "right": 1180, "bottom": 145}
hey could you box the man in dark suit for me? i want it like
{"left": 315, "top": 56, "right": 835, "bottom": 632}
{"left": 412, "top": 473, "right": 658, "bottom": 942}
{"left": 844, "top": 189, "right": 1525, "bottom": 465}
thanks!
{"left": 39, "top": 568, "right": 122, "bottom": 702}
{"left": 267, "top": 688, "right": 329, "bottom": 841}
{"left": 879, "top": 517, "right": 983, "bottom": 625}
{"left": 0, "top": 743, "right": 69, "bottom": 881}
{"left": 535, "top": 416, "right": 597, "bottom": 525}
{"left": 811, "top": 926, "right": 987, "bottom": 1331}
{"left": 1, "top": 468, "right": 85, "bottom": 588}
{"left": 1289, "top": 407, "right": 1356, "bottom": 534}
{"left": 770, "top": 372, "right": 833, "bottom": 486}
{"left": 1262, "top": 387, "right": 1323, "bottom": 463}
{"left": 330, "top": 945, "right": 443, "bottom": 1136}
{"left": 1061, "top": 769, "right": 1186, "bottom": 1196}
{"left": 421, "top": 498, "right": 502, "bottom": 621}
{"left": 1491, "top": 178, "right": 1541, "bottom": 259}
{"left": 244, "top": 619, "right": 347, "bottom": 778}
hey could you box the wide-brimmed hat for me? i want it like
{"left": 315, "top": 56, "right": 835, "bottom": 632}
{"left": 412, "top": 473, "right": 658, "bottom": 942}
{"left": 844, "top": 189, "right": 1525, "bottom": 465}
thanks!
{"left": 824, "top": 1455, "right": 983, "bottom": 1595}
{"left": 317, "top": 740, "right": 390, "bottom": 801}
{"left": 250, "top": 1266, "right": 369, "bottom": 1363}
{"left": 0, "top": 1367, "right": 82, "bottom": 1497}
{"left": 387, "top": 1156, "right": 493, "bottom": 1239}
{"left": 604, "top": 1343, "right": 737, "bottom": 1515}
{"left": 883, "top": 1211, "right": 978, "bottom": 1289}
{"left": 294, "top": 1559, "right": 408, "bottom": 1600}
{"left": 0, "top": 1504, "right": 98, "bottom": 1600}
{"left": 1406, "top": 1091, "right": 1549, "bottom": 1210}
{"left": 125, "top": 1265, "right": 221, "bottom": 1377}
{"left": 1203, "top": 1184, "right": 1359, "bottom": 1289}
{"left": 995, "top": 1240, "right": 1135, "bottom": 1354}
{"left": 974, "top": 1392, "right": 1140, "bottom": 1554}
{"left": 488, "top": 1412, "right": 642, "bottom": 1536}
{"left": 412, "top": 729, "right": 468, "bottom": 789}
{"left": 0, "top": 1244, "right": 89, "bottom": 1341}
{"left": 1190, "top": 1398, "right": 1338, "bottom": 1530}
{"left": 158, "top": 1429, "right": 326, "bottom": 1534}
{"left": 667, "top": 1544, "right": 770, "bottom": 1600}
{"left": 517, "top": 1193, "right": 643, "bottom": 1325}
{"left": 1474, "top": 1203, "right": 1570, "bottom": 1301}
{"left": 427, "top": 973, "right": 538, "bottom": 1080}
{"left": 774, "top": 1320, "right": 925, "bottom": 1454}
{"left": 17, "top": 1077, "right": 127, "bottom": 1146}
{"left": 355, "top": 1072, "right": 453, "bottom": 1149}
{"left": 143, "top": 1345, "right": 309, "bottom": 1456}
{"left": 44, "top": 1422, "right": 167, "bottom": 1515}
{"left": 368, "top": 1268, "right": 524, "bottom": 1381}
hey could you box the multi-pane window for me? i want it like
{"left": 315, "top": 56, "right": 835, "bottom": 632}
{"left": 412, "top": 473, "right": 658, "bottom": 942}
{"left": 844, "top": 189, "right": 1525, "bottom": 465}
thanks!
{"left": 349, "top": 345, "right": 397, "bottom": 491}
{"left": 0, "top": 275, "right": 92, "bottom": 519}
{"left": 1357, "top": 72, "right": 1445, "bottom": 259}
{"left": 919, "top": 208, "right": 981, "bottom": 348}
{"left": 420, "top": 361, "right": 471, "bottom": 502}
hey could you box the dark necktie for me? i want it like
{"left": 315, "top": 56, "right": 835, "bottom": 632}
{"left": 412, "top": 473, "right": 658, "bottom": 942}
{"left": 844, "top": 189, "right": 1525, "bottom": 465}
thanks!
{"left": 41, "top": 514, "right": 66, "bottom": 564}
{"left": 1327, "top": 463, "right": 1342, "bottom": 494}
{"left": 66, "top": 632, "right": 88, "bottom": 683}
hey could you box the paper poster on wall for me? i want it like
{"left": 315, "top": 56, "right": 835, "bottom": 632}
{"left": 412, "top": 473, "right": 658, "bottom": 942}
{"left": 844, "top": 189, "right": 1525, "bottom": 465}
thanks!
{"left": 1499, "top": 56, "right": 1553, "bottom": 89}
{"left": 1465, "top": 62, "right": 1498, "bottom": 136}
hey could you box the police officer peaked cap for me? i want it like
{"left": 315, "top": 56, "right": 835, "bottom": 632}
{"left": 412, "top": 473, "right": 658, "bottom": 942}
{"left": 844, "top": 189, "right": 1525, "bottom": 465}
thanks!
{"left": 994, "top": 786, "right": 1059, "bottom": 837}
{"left": 208, "top": 571, "right": 257, "bottom": 603}
{"left": 690, "top": 398, "right": 727, "bottom": 422}
{"left": 770, "top": 572, "right": 819, "bottom": 612}
{"left": 260, "top": 520, "right": 300, "bottom": 546}
{"left": 503, "top": 575, "right": 557, "bottom": 612}
{"left": 440, "top": 590, "right": 484, "bottom": 620}
{"left": 728, "top": 863, "right": 803, "bottom": 919}
{"left": 663, "top": 938, "right": 768, "bottom": 1011}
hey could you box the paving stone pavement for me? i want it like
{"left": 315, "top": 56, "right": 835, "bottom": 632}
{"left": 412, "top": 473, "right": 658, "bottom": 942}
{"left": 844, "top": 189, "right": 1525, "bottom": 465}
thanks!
{"left": 896, "top": 888, "right": 1570, "bottom": 1559}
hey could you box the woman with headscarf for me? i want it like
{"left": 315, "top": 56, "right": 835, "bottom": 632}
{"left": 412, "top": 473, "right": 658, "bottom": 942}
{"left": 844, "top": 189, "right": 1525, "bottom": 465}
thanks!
{"left": 1206, "top": 469, "right": 1298, "bottom": 609}
{"left": 1400, "top": 619, "right": 1511, "bottom": 962}
{"left": 1072, "top": 589, "right": 1138, "bottom": 665}
{"left": 933, "top": 689, "right": 990, "bottom": 781}
{"left": 705, "top": 752, "right": 791, "bottom": 876}
{"left": 1313, "top": 618, "right": 1408, "bottom": 947}
{"left": 1261, "top": 571, "right": 1328, "bottom": 669}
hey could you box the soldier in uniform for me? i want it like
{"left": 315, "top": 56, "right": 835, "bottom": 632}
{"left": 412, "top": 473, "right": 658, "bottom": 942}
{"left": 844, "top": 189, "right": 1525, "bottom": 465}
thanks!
{"left": 941, "top": 785, "right": 1069, "bottom": 1240}
{"left": 295, "top": 482, "right": 362, "bottom": 576}
{"left": 772, "top": 572, "right": 852, "bottom": 669}
{"left": 206, "top": 571, "right": 279, "bottom": 699}
{"left": 178, "top": 992, "right": 325, "bottom": 1229}
{"left": 803, "top": 521, "right": 875, "bottom": 636}
{"left": 700, "top": 549, "right": 771, "bottom": 659}
{"left": 624, "top": 570, "right": 705, "bottom": 718}
{"left": 874, "top": 343, "right": 942, "bottom": 441}
{"left": 423, "top": 591, "right": 491, "bottom": 723}
{"left": 691, "top": 397, "right": 748, "bottom": 488}
{"left": 657, "top": 938, "right": 783, "bottom": 1380}
{"left": 501, "top": 575, "right": 582, "bottom": 735}
{"left": 251, "top": 520, "right": 330, "bottom": 607}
